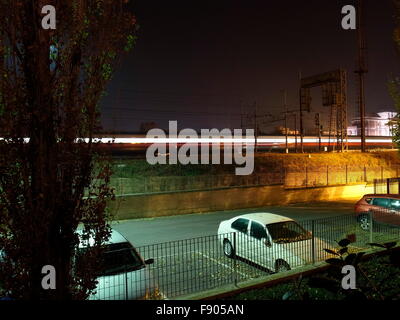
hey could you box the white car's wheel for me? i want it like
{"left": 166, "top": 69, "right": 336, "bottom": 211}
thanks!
{"left": 275, "top": 260, "right": 290, "bottom": 273}
{"left": 223, "top": 239, "right": 235, "bottom": 258}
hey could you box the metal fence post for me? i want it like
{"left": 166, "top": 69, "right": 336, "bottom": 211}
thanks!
{"left": 369, "top": 210, "right": 373, "bottom": 244}
{"left": 233, "top": 232, "right": 238, "bottom": 286}
{"left": 305, "top": 165, "right": 308, "bottom": 188}
{"left": 364, "top": 165, "right": 367, "bottom": 183}
{"left": 311, "top": 220, "right": 315, "bottom": 264}
{"left": 398, "top": 178, "right": 400, "bottom": 194}
{"left": 125, "top": 263, "right": 128, "bottom": 300}
{"left": 326, "top": 165, "right": 329, "bottom": 186}
{"left": 283, "top": 166, "right": 286, "bottom": 186}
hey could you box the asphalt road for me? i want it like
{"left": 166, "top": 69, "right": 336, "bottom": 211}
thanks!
{"left": 112, "top": 201, "right": 355, "bottom": 247}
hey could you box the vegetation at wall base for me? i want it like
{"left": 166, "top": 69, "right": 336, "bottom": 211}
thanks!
{"left": 111, "top": 151, "right": 400, "bottom": 178}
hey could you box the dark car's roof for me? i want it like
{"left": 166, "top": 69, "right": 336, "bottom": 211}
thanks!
{"left": 363, "top": 194, "right": 400, "bottom": 199}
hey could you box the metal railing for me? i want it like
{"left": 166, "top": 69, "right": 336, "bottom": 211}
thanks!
{"left": 373, "top": 177, "right": 400, "bottom": 194}
{"left": 90, "top": 211, "right": 400, "bottom": 300}
{"left": 284, "top": 165, "right": 400, "bottom": 189}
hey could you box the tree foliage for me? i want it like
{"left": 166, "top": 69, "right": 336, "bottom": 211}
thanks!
{"left": 0, "top": 0, "right": 137, "bottom": 299}
{"left": 389, "top": 0, "right": 400, "bottom": 145}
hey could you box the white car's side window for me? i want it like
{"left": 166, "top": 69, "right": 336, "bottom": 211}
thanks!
{"left": 250, "top": 221, "right": 268, "bottom": 240}
{"left": 231, "top": 218, "right": 250, "bottom": 234}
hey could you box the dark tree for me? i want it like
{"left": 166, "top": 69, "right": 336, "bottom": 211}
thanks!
{"left": 390, "top": 0, "right": 400, "bottom": 145}
{"left": 0, "top": 0, "right": 137, "bottom": 299}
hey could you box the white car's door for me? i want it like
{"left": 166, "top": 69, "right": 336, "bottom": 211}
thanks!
{"left": 249, "top": 221, "right": 274, "bottom": 269}
{"left": 90, "top": 266, "right": 155, "bottom": 300}
{"left": 230, "top": 218, "right": 251, "bottom": 259}
{"left": 91, "top": 273, "right": 126, "bottom": 300}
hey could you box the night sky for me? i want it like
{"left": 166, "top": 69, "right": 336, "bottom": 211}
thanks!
{"left": 101, "top": 0, "right": 400, "bottom": 134}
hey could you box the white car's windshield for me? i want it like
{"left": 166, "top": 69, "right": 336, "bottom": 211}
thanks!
{"left": 78, "top": 242, "right": 145, "bottom": 277}
{"left": 267, "top": 221, "right": 312, "bottom": 244}
{"left": 100, "top": 243, "right": 145, "bottom": 276}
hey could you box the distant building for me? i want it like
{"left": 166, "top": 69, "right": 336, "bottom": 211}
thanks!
{"left": 347, "top": 111, "right": 397, "bottom": 136}
{"left": 275, "top": 126, "right": 300, "bottom": 135}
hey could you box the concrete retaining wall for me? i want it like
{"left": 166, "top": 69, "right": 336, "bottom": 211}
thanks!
{"left": 109, "top": 165, "right": 398, "bottom": 195}
{"left": 110, "top": 183, "right": 374, "bottom": 220}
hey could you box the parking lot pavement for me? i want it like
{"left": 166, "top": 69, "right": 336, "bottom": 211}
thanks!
{"left": 136, "top": 239, "right": 272, "bottom": 299}
{"left": 108, "top": 201, "right": 393, "bottom": 299}
{"left": 131, "top": 214, "right": 354, "bottom": 299}
{"left": 128, "top": 212, "right": 400, "bottom": 299}
{"left": 135, "top": 234, "right": 335, "bottom": 299}
{"left": 113, "top": 202, "right": 355, "bottom": 247}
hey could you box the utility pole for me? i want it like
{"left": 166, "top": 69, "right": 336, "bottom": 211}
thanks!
{"left": 240, "top": 100, "right": 243, "bottom": 130}
{"left": 283, "top": 90, "right": 288, "bottom": 153}
{"left": 355, "top": 0, "right": 368, "bottom": 152}
{"left": 294, "top": 113, "right": 298, "bottom": 153}
{"left": 315, "top": 113, "right": 321, "bottom": 152}
{"left": 319, "top": 125, "right": 323, "bottom": 152}
{"left": 299, "top": 71, "right": 304, "bottom": 153}
{"left": 254, "top": 102, "right": 258, "bottom": 153}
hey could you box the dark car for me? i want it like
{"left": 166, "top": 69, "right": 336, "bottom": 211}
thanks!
{"left": 354, "top": 194, "right": 400, "bottom": 230}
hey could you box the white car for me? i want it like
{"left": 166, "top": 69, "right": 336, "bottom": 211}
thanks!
{"left": 0, "top": 229, "right": 159, "bottom": 300}
{"left": 78, "top": 228, "right": 158, "bottom": 300}
{"left": 218, "top": 213, "right": 330, "bottom": 273}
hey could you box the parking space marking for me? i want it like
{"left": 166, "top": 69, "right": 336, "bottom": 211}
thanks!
{"left": 196, "top": 251, "right": 249, "bottom": 278}
{"left": 142, "top": 250, "right": 199, "bottom": 260}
